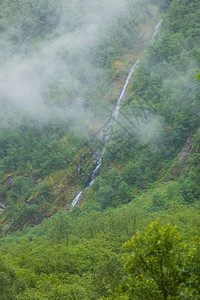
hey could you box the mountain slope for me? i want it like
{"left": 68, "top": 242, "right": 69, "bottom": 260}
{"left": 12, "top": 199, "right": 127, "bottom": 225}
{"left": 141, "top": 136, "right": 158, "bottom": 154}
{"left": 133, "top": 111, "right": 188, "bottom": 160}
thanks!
{"left": 0, "top": 0, "right": 167, "bottom": 229}
{"left": 0, "top": 0, "right": 199, "bottom": 298}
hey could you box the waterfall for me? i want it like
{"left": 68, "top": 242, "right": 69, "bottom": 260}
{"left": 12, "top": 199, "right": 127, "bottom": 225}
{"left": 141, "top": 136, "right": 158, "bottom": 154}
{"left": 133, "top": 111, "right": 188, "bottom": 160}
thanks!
{"left": 71, "top": 191, "right": 83, "bottom": 207}
{"left": 85, "top": 160, "right": 101, "bottom": 189}
{"left": 112, "top": 58, "right": 142, "bottom": 121}
{"left": 152, "top": 19, "right": 163, "bottom": 38}
{"left": 71, "top": 19, "right": 163, "bottom": 208}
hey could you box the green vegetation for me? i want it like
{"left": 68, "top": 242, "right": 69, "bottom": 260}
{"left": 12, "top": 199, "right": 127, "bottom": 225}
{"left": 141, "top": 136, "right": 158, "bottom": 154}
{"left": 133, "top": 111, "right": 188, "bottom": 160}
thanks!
{"left": 120, "top": 221, "right": 200, "bottom": 299}
{"left": 0, "top": 0, "right": 164, "bottom": 228}
{"left": 0, "top": 210, "right": 200, "bottom": 299}
{"left": 84, "top": 0, "right": 200, "bottom": 213}
{"left": 0, "top": 0, "right": 199, "bottom": 298}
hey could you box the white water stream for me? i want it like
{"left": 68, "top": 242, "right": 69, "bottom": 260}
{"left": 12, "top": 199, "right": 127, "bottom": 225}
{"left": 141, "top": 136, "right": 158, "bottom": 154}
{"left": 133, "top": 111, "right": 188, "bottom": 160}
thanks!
{"left": 71, "top": 19, "right": 163, "bottom": 207}
{"left": 112, "top": 58, "right": 142, "bottom": 120}
{"left": 152, "top": 18, "right": 163, "bottom": 38}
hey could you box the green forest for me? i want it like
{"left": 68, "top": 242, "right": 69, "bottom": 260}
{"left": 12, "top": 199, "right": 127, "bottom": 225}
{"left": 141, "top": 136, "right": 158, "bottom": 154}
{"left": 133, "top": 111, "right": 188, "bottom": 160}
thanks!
{"left": 0, "top": 0, "right": 199, "bottom": 299}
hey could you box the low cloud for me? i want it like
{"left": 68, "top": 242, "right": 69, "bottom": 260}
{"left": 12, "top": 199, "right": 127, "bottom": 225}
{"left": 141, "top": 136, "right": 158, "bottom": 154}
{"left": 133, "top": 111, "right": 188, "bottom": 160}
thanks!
{"left": 0, "top": 0, "right": 159, "bottom": 128}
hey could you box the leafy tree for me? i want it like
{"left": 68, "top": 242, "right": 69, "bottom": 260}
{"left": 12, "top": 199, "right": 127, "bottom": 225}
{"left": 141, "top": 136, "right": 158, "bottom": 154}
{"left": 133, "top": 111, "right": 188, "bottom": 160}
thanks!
{"left": 49, "top": 212, "right": 71, "bottom": 244}
{"left": 116, "top": 181, "right": 132, "bottom": 205}
{"left": 0, "top": 254, "right": 26, "bottom": 299}
{"left": 98, "top": 186, "right": 115, "bottom": 209}
{"left": 120, "top": 220, "right": 200, "bottom": 299}
{"left": 180, "top": 178, "right": 200, "bottom": 203}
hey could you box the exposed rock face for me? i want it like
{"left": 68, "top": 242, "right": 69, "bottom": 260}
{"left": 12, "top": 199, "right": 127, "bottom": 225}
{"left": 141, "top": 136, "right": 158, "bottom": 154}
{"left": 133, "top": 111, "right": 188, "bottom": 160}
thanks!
{"left": 178, "top": 136, "right": 193, "bottom": 162}
{"left": 6, "top": 176, "right": 13, "bottom": 189}
{"left": 0, "top": 204, "right": 5, "bottom": 214}
{"left": 0, "top": 197, "right": 7, "bottom": 214}
{"left": 163, "top": 134, "right": 195, "bottom": 182}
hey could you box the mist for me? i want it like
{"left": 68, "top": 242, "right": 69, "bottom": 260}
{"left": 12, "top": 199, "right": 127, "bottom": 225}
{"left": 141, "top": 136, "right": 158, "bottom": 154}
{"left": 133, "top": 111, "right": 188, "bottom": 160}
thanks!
{"left": 0, "top": 0, "right": 160, "bottom": 129}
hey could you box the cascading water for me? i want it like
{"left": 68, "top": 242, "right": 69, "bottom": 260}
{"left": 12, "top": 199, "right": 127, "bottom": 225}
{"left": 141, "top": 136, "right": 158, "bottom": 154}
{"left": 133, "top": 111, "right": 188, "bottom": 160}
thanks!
{"left": 152, "top": 19, "right": 163, "bottom": 38}
{"left": 71, "top": 191, "right": 83, "bottom": 207}
{"left": 71, "top": 19, "right": 163, "bottom": 207}
{"left": 85, "top": 160, "right": 101, "bottom": 189}
{"left": 112, "top": 58, "right": 141, "bottom": 121}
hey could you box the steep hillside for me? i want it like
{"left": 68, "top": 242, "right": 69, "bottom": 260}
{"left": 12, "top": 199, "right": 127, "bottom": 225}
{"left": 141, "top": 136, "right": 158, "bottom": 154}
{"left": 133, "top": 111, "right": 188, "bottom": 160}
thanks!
{"left": 0, "top": 0, "right": 199, "bottom": 230}
{"left": 81, "top": 0, "right": 200, "bottom": 212}
{"left": 0, "top": 0, "right": 167, "bottom": 229}
{"left": 0, "top": 0, "right": 199, "bottom": 298}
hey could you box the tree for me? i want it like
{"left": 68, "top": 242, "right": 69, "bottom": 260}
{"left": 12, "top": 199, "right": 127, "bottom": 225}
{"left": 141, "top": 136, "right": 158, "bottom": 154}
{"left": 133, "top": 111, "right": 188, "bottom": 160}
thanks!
{"left": 97, "top": 186, "right": 115, "bottom": 209}
{"left": 116, "top": 181, "right": 132, "bottom": 205}
{"left": 49, "top": 212, "right": 71, "bottom": 244}
{"left": 120, "top": 220, "right": 200, "bottom": 299}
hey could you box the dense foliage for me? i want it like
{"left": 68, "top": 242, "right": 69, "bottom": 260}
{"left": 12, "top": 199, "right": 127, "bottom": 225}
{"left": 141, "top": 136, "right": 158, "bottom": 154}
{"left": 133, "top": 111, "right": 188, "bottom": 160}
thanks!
{"left": 0, "top": 0, "right": 165, "bottom": 227}
{"left": 0, "top": 211, "right": 200, "bottom": 299}
{"left": 0, "top": 0, "right": 199, "bottom": 298}
{"left": 121, "top": 221, "right": 200, "bottom": 299}
{"left": 84, "top": 0, "right": 200, "bottom": 212}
